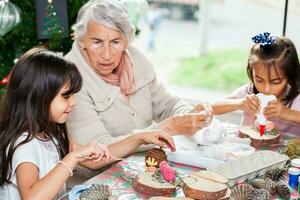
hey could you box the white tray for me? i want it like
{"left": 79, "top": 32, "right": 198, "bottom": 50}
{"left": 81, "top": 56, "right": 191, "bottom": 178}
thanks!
{"left": 166, "top": 150, "right": 225, "bottom": 169}
{"left": 208, "top": 150, "right": 289, "bottom": 187}
{"left": 166, "top": 135, "right": 254, "bottom": 169}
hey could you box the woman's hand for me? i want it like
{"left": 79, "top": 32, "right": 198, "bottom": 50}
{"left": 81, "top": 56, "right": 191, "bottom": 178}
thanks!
{"left": 71, "top": 141, "right": 111, "bottom": 163}
{"left": 263, "top": 100, "right": 285, "bottom": 118}
{"left": 159, "top": 112, "right": 208, "bottom": 136}
{"left": 241, "top": 94, "right": 260, "bottom": 114}
{"left": 192, "top": 101, "right": 213, "bottom": 125}
{"left": 136, "top": 130, "right": 176, "bottom": 152}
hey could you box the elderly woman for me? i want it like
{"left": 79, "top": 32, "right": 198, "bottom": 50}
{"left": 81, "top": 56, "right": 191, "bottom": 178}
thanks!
{"left": 66, "top": 0, "right": 210, "bottom": 158}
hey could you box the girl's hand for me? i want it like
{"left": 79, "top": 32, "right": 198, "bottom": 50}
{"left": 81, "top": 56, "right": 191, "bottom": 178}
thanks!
{"left": 137, "top": 130, "right": 176, "bottom": 152}
{"left": 71, "top": 141, "right": 111, "bottom": 162}
{"left": 241, "top": 94, "right": 260, "bottom": 114}
{"left": 263, "top": 100, "right": 285, "bottom": 118}
{"left": 159, "top": 112, "right": 208, "bottom": 136}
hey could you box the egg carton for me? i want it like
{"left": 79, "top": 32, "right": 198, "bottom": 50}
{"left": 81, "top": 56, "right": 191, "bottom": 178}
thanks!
{"left": 208, "top": 150, "right": 289, "bottom": 187}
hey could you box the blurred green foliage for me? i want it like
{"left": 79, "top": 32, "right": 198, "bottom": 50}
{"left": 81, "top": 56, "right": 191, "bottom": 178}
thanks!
{"left": 171, "top": 49, "right": 249, "bottom": 92}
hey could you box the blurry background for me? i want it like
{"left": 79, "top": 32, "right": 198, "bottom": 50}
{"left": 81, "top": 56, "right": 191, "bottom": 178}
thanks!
{"left": 134, "top": 0, "right": 300, "bottom": 100}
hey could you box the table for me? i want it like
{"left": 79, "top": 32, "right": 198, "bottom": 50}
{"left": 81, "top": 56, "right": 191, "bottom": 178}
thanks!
{"left": 85, "top": 152, "right": 300, "bottom": 200}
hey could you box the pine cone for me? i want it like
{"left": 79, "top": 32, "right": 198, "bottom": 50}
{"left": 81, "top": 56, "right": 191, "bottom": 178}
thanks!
{"left": 251, "top": 178, "right": 278, "bottom": 195}
{"left": 247, "top": 189, "right": 271, "bottom": 200}
{"left": 276, "top": 181, "right": 291, "bottom": 200}
{"left": 145, "top": 148, "right": 167, "bottom": 167}
{"left": 264, "top": 178, "right": 277, "bottom": 195}
{"left": 79, "top": 184, "right": 111, "bottom": 200}
{"left": 251, "top": 178, "right": 266, "bottom": 189}
{"left": 285, "top": 139, "right": 300, "bottom": 159}
{"left": 264, "top": 168, "right": 287, "bottom": 182}
{"left": 230, "top": 184, "right": 255, "bottom": 200}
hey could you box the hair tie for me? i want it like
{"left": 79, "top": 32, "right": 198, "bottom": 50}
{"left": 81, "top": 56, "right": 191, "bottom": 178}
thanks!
{"left": 252, "top": 32, "right": 276, "bottom": 46}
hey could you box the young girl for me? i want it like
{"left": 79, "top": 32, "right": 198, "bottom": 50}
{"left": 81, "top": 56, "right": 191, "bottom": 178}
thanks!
{"left": 0, "top": 48, "right": 175, "bottom": 200}
{"left": 213, "top": 33, "right": 300, "bottom": 137}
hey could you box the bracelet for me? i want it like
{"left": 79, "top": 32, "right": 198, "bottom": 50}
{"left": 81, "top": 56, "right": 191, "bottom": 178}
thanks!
{"left": 57, "top": 160, "right": 73, "bottom": 177}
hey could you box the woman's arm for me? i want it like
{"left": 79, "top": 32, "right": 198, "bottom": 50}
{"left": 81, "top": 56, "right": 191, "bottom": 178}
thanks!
{"left": 150, "top": 77, "right": 193, "bottom": 121}
{"left": 72, "top": 131, "right": 176, "bottom": 170}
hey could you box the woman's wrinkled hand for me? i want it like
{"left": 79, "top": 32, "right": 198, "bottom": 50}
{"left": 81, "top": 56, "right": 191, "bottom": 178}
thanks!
{"left": 192, "top": 101, "right": 213, "bottom": 125}
{"left": 137, "top": 130, "right": 176, "bottom": 152}
{"left": 159, "top": 112, "right": 209, "bottom": 136}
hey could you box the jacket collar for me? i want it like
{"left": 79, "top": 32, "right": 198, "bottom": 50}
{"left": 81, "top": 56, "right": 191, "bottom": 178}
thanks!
{"left": 65, "top": 42, "right": 156, "bottom": 109}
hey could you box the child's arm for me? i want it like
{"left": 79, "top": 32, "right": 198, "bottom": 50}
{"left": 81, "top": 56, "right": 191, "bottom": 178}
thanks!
{"left": 16, "top": 142, "right": 106, "bottom": 200}
{"left": 264, "top": 100, "right": 300, "bottom": 124}
{"left": 281, "top": 108, "right": 300, "bottom": 124}
{"left": 212, "top": 94, "right": 260, "bottom": 115}
{"left": 71, "top": 130, "right": 176, "bottom": 170}
{"left": 212, "top": 96, "right": 243, "bottom": 115}
{"left": 16, "top": 153, "right": 78, "bottom": 200}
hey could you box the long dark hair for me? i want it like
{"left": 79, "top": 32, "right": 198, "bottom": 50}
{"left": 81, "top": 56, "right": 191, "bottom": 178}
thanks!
{"left": 0, "top": 47, "right": 82, "bottom": 186}
{"left": 247, "top": 36, "right": 300, "bottom": 107}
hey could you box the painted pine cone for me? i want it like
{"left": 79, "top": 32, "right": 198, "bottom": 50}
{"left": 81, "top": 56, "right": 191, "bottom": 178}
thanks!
{"left": 79, "top": 184, "right": 110, "bottom": 200}
{"left": 247, "top": 189, "right": 271, "bottom": 200}
{"left": 276, "top": 181, "right": 291, "bottom": 200}
{"left": 264, "top": 168, "right": 286, "bottom": 182}
{"left": 230, "top": 184, "right": 255, "bottom": 200}
{"left": 264, "top": 178, "right": 277, "bottom": 195}
{"left": 251, "top": 178, "right": 266, "bottom": 189}
{"left": 145, "top": 148, "right": 167, "bottom": 167}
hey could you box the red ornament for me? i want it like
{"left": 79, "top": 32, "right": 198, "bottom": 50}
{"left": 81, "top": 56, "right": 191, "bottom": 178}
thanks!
{"left": 0, "top": 74, "right": 11, "bottom": 86}
{"left": 259, "top": 124, "right": 265, "bottom": 137}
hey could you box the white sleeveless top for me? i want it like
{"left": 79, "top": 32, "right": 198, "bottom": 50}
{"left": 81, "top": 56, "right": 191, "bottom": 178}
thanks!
{"left": 0, "top": 133, "right": 65, "bottom": 200}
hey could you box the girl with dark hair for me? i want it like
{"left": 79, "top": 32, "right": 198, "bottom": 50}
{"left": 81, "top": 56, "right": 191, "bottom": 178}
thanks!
{"left": 213, "top": 33, "right": 300, "bottom": 137}
{"left": 0, "top": 47, "right": 176, "bottom": 199}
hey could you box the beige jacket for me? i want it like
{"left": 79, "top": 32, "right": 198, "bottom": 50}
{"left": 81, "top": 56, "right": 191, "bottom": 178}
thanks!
{"left": 65, "top": 42, "right": 192, "bottom": 145}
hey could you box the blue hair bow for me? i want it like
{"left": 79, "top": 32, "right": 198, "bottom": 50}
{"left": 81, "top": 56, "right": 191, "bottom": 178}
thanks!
{"left": 252, "top": 32, "right": 275, "bottom": 46}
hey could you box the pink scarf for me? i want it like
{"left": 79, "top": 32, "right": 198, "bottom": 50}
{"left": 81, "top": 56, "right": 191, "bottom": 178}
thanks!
{"left": 80, "top": 47, "right": 135, "bottom": 99}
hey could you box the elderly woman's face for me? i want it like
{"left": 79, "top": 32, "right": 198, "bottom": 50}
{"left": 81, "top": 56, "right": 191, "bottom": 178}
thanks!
{"left": 80, "top": 20, "right": 127, "bottom": 75}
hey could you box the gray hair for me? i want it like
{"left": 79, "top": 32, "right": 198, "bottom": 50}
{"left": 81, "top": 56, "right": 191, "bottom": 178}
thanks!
{"left": 72, "top": 0, "right": 135, "bottom": 42}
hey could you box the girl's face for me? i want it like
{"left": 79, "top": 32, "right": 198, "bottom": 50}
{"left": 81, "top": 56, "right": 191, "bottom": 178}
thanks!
{"left": 80, "top": 20, "right": 127, "bottom": 76}
{"left": 49, "top": 84, "right": 76, "bottom": 124}
{"left": 252, "top": 63, "right": 288, "bottom": 99}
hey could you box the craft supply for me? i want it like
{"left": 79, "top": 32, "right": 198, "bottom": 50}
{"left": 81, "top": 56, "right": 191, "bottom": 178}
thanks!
{"left": 284, "top": 139, "right": 300, "bottom": 159}
{"left": 79, "top": 184, "right": 110, "bottom": 200}
{"left": 291, "top": 158, "right": 300, "bottom": 169}
{"left": 145, "top": 148, "right": 167, "bottom": 168}
{"left": 256, "top": 93, "right": 276, "bottom": 137}
{"left": 288, "top": 167, "right": 300, "bottom": 188}
{"left": 182, "top": 170, "right": 228, "bottom": 200}
{"left": 264, "top": 168, "right": 287, "bottom": 182}
{"left": 298, "top": 176, "right": 300, "bottom": 194}
{"left": 160, "top": 161, "right": 176, "bottom": 182}
{"left": 209, "top": 151, "right": 289, "bottom": 187}
{"left": 247, "top": 188, "right": 271, "bottom": 200}
{"left": 277, "top": 181, "right": 291, "bottom": 200}
{"left": 256, "top": 114, "right": 266, "bottom": 137}
{"left": 230, "top": 184, "right": 255, "bottom": 200}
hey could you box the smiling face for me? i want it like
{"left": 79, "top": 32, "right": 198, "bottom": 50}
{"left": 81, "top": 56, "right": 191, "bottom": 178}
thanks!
{"left": 49, "top": 83, "right": 76, "bottom": 124}
{"left": 252, "top": 63, "right": 288, "bottom": 99}
{"left": 79, "top": 20, "right": 127, "bottom": 76}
